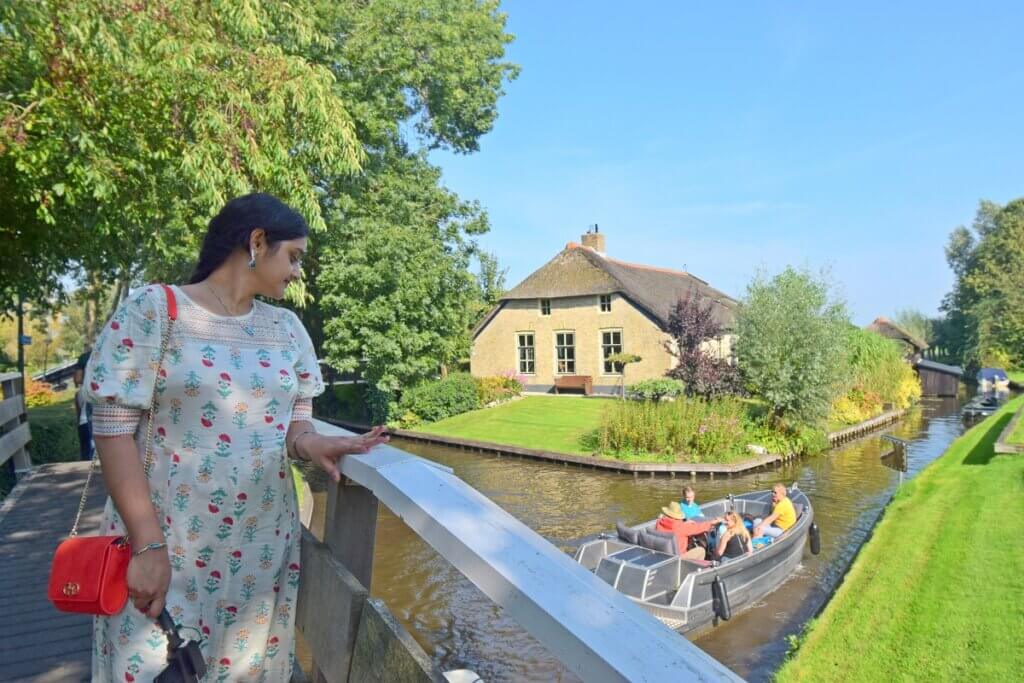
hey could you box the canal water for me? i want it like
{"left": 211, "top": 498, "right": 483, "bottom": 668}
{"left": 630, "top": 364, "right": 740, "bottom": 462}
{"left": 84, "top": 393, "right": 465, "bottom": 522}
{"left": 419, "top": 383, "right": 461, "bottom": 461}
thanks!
{"left": 309, "top": 396, "right": 967, "bottom": 682}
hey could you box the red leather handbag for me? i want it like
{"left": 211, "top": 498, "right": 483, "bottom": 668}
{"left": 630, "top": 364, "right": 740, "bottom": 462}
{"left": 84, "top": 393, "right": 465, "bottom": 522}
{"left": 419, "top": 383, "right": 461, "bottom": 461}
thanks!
{"left": 48, "top": 535, "right": 132, "bottom": 615}
{"left": 48, "top": 285, "right": 177, "bottom": 616}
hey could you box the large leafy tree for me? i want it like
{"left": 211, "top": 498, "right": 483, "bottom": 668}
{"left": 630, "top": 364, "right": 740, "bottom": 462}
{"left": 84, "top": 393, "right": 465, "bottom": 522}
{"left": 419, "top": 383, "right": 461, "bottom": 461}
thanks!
{"left": 940, "top": 199, "right": 1024, "bottom": 370}
{"left": 1, "top": 0, "right": 363, "bottom": 313}
{"left": 734, "top": 268, "right": 849, "bottom": 426}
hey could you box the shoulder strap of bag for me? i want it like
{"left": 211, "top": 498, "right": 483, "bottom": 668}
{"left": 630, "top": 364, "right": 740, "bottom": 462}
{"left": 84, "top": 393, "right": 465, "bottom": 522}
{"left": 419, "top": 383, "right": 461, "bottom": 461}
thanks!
{"left": 69, "top": 285, "right": 177, "bottom": 537}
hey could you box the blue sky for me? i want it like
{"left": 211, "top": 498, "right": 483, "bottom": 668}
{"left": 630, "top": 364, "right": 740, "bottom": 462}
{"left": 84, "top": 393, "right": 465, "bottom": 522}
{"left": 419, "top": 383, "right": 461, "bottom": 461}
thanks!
{"left": 430, "top": 2, "right": 1024, "bottom": 324}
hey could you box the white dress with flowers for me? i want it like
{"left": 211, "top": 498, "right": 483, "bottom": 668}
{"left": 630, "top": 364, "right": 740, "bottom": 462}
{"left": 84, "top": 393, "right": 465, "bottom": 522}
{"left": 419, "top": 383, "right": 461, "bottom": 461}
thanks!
{"left": 83, "top": 284, "right": 324, "bottom": 683}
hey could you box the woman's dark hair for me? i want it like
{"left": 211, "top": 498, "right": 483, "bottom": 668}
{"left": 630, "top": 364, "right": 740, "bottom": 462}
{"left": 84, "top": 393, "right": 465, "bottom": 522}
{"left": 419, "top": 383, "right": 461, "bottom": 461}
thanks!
{"left": 188, "top": 193, "right": 309, "bottom": 284}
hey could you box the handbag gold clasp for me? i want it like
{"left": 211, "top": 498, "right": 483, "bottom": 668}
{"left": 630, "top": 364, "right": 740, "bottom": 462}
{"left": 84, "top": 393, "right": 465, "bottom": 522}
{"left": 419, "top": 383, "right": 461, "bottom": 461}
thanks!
{"left": 62, "top": 582, "right": 80, "bottom": 596}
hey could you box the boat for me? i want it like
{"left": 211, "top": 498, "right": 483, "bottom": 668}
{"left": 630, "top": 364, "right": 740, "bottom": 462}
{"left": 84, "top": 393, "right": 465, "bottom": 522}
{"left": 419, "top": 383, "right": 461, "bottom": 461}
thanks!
{"left": 574, "top": 485, "right": 815, "bottom": 635}
{"left": 977, "top": 367, "right": 1010, "bottom": 392}
{"left": 962, "top": 392, "right": 1003, "bottom": 419}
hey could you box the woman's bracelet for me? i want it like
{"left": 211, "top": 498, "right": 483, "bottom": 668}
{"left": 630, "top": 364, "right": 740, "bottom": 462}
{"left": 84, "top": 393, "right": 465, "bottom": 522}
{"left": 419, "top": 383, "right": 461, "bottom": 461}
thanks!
{"left": 291, "top": 429, "right": 317, "bottom": 461}
{"left": 133, "top": 541, "right": 167, "bottom": 557}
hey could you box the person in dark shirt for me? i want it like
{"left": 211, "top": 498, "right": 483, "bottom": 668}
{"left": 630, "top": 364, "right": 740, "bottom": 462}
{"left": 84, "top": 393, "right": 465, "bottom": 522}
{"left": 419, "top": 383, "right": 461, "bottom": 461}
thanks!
{"left": 714, "top": 511, "right": 753, "bottom": 561}
{"left": 73, "top": 347, "right": 93, "bottom": 460}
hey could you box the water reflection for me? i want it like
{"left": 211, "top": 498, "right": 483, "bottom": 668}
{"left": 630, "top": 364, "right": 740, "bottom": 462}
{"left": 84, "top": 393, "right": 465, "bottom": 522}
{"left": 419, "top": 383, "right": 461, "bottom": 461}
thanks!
{"left": 310, "top": 397, "right": 966, "bottom": 682}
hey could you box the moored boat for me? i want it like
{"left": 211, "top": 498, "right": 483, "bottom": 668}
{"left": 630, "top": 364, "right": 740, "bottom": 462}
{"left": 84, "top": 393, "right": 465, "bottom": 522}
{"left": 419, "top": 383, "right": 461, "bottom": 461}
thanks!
{"left": 574, "top": 485, "right": 815, "bottom": 635}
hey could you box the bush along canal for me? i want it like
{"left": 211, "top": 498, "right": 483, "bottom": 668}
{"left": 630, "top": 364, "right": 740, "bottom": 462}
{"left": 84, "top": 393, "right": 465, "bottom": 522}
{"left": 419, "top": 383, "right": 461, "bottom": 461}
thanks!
{"left": 776, "top": 395, "right": 1024, "bottom": 683}
{"left": 306, "top": 396, "right": 972, "bottom": 682}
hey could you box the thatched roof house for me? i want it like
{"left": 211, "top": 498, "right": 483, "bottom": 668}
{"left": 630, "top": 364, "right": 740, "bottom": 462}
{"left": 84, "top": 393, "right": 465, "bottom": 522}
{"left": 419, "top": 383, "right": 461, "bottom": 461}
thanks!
{"left": 866, "top": 317, "right": 928, "bottom": 356}
{"left": 471, "top": 231, "right": 738, "bottom": 394}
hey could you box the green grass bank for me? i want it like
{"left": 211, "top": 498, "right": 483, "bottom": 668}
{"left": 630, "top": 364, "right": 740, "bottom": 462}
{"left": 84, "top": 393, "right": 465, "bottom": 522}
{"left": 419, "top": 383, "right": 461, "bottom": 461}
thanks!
{"left": 777, "top": 396, "right": 1024, "bottom": 682}
{"left": 416, "top": 396, "right": 606, "bottom": 456}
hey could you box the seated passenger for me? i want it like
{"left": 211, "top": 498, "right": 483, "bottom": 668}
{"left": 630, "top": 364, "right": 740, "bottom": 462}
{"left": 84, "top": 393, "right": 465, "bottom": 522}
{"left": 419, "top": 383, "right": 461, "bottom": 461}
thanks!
{"left": 655, "top": 501, "right": 721, "bottom": 561}
{"left": 753, "top": 484, "right": 797, "bottom": 539}
{"left": 714, "top": 512, "right": 753, "bottom": 561}
{"left": 678, "top": 485, "right": 703, "bottom": 520}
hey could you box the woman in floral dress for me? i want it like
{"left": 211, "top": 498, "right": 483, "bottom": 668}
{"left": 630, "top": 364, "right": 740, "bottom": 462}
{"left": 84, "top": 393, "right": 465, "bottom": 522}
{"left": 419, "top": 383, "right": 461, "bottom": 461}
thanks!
{"left": 85, "top": 193, "right": 387, "bottom": 682}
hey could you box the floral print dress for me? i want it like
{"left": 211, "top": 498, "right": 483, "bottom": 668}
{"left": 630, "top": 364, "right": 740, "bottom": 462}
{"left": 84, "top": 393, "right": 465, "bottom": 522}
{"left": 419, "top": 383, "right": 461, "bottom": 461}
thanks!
{"left": 84, "top": 284, "right": 324, "bottom": 682}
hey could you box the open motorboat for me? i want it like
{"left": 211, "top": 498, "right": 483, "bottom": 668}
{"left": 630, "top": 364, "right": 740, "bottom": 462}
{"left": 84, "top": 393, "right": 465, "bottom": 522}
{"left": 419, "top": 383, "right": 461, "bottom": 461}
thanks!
{"left": 574, "top": 485, "right": 817, "bottom": 635}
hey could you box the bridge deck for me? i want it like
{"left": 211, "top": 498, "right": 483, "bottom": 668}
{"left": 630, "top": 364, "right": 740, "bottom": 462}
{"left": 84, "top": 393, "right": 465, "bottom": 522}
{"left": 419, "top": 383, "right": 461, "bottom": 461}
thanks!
{"left": 0, "top": 462, "right": 106, "bottom": 683}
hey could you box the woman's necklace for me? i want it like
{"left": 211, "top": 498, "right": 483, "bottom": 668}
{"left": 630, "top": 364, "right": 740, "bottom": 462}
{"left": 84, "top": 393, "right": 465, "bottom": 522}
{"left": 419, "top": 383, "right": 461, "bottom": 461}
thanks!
{"left": 204, "top": 282, "right": 257, "bottom": 337}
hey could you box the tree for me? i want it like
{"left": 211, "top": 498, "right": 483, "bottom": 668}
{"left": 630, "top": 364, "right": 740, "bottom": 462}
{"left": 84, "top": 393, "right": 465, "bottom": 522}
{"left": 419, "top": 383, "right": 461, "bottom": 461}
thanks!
{"left": 1, "top": 0, "right": 364, "bottom": 314}
{"left": 734, "top": 268, "right": 849, "bottom": 426}
{"left": 664, "top": 290, "right": 740, "bottom": 397}
{"left": 940, "top": 199, "right": 1024, "bottom": 370}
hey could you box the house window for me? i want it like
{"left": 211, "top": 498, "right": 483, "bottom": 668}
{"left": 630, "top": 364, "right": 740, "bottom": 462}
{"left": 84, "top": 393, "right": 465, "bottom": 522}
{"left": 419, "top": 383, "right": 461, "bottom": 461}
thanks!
{"left": 540, "top": 298, "right": 551, "bottom": 316}
{"left": 555, "top": 331, "right": 576, "bottom": 374}
{"left": 601, "top": 330, "right": 623, "bottom": 374}
{"left": 517, "top": 333, "right": 535, "bottom": 374}
{"left": 599, "top": 294, "right": 612, "bottom": 313}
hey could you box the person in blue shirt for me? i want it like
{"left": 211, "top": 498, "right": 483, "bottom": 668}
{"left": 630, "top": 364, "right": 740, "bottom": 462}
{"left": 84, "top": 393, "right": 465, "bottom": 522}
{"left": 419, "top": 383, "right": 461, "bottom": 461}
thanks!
{"left": 679, "top": 486, "right": 703, "bottom": 519}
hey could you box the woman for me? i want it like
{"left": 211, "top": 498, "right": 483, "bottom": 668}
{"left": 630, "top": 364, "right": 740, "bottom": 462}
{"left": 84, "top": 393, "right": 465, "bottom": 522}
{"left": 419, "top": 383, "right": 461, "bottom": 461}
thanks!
{"left": 84, "top": 193, "right": 388, "bottom": 682}
{"left": 714, "top": 511, "right": 753, "bottom": 561}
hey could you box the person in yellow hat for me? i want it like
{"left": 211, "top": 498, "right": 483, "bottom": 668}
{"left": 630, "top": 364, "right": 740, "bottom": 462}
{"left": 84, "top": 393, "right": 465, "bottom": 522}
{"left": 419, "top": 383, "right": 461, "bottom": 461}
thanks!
{"left": 655, "top": 501, "right": 722, "bottom": 560}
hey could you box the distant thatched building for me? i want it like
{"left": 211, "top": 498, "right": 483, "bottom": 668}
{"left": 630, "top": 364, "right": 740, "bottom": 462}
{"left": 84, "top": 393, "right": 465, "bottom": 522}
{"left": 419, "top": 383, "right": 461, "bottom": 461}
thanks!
{"left": 471, "top": 230, "right": 738, "bottom": 394}
{"left": 866, "top": 317, "right": 928, "bottom": 362}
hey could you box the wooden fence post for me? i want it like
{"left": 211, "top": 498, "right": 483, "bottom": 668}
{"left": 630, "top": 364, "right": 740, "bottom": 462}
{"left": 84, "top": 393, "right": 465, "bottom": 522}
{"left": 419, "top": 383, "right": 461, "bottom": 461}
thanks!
{"left": 0, "top": 372, "right": 31, "bottom": 477}
{"left": 323, "top": 478, "right": 379, "bottom": 590}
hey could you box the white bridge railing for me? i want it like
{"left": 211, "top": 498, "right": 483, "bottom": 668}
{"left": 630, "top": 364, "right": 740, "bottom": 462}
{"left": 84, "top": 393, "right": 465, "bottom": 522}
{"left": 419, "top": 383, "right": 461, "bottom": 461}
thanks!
{"left": 296, "top": 418, "right": 742, "bottom": 682}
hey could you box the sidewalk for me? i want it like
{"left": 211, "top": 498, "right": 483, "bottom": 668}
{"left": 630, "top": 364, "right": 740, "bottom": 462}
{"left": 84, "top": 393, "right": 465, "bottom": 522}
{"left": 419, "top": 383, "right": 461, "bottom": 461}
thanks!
{"left": 0, "top": 462, "right": 107, "bottom": 682}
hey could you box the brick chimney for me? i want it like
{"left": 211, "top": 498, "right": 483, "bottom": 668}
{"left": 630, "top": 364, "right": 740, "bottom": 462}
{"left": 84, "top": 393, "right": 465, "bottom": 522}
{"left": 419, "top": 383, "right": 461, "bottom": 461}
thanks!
{"left": 581, "top": 225, "right": 606, "bottom": 254}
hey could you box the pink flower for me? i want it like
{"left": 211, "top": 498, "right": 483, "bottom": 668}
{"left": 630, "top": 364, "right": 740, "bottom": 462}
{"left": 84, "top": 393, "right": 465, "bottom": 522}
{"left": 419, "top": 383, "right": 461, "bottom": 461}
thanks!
{"left": 222, "top": 517, "right": 234, "bottom": 525}
{"left": 218, "top": 434, "right": 231, "bottom": 443}
{"left": 121, "top": 338, "right": 133, "bottom": 348}
{"left": 219, "top": 372, "right": 231, "bottom": 381}
{"left": 210, "top": 570, "right": 221, "bottom": 579}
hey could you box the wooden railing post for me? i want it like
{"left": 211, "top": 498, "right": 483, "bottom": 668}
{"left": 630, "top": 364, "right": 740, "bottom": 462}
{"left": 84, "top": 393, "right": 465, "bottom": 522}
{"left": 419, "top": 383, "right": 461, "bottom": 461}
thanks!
{"left": 323, "top": 478, "right": 378, "bottom": 590}
{"left": 0, "top": 372, "right": 31, "bottom": 478}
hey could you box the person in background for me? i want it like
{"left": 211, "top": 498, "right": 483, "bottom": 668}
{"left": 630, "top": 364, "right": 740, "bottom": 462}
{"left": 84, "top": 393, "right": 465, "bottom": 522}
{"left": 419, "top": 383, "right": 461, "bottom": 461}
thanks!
{"left": 73, "top": 369, "right": 94, "bottom": 460}
{"left": 679, "top": 485, "right": 703, "bottom": 519}
{"left": 714, "top": 511, "right": 753, "bottom": 561}
{"left": 73, "top": 346, "right": 93, "bottom": 461}
{"left": 655, "top": 501, "right": 722, "bottom": 560}
{"left": 753, "top": 483, "right": 797, "bottom": 539}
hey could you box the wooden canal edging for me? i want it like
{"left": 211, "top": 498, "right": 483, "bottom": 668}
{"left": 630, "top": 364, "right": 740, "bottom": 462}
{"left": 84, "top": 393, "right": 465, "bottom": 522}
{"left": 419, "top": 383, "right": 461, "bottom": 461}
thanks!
{"left": 323, "top": 407, "right": 909, "bottom": 479}
{"left": 994, "top": 403, "right": 1024, "bottom": 455}
{"left": 0, "top": 371, "right": 32, "bottom": 479}
{"left": 827, "top": 408, "right": 907, "bottom": 446}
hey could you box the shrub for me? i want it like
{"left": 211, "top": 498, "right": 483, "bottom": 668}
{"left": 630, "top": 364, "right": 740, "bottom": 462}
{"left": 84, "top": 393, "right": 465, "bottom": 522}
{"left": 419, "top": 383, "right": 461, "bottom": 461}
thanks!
{"left": 396, "top": 373, "right": 480, "bottom": 424}
{"left": 25, "top": 380, "right": 59, "bottom": 407}
{"left": 829, "top": 328, "right": 922, "bottom": 426}
{"left": 26, "top": 399, "right": 80, "bottom": 463}
{"left": 476, "top": 375, "right": 522, "bottom": 406}
{"left": 598, "top": 396, "right": 749, "bottom": 463}
{"left": 735, "top": 267, "right": 850, "bottom": 426}
{"left": 312, "top": 383, "right": 371, "bottom": 423}
{"left": 627, "top": 378, "right": 686, "bottom": 401}
{"left": 664, "top": 291, "right": 740, "bottom": 397}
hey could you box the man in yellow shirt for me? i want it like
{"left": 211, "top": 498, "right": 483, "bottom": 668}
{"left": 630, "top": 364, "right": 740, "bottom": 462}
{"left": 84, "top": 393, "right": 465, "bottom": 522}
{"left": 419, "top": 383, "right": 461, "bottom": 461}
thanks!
{"left": 753, "top": 484, "right": 797, "bottom": 539}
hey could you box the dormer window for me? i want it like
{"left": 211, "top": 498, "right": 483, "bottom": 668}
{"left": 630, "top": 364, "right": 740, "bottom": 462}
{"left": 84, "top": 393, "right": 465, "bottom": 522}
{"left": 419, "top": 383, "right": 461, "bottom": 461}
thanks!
{"left": 599, "top": 294, "right": 612, "bottom": 313}
{"left": 540, "top": 298, "right": 551, "bottom": 316}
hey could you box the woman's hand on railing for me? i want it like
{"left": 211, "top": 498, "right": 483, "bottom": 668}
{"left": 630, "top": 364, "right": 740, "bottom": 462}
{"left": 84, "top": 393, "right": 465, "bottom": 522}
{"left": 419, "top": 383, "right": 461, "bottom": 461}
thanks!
{"left": 305, "top": 426, "right": 390, "bottom": 482}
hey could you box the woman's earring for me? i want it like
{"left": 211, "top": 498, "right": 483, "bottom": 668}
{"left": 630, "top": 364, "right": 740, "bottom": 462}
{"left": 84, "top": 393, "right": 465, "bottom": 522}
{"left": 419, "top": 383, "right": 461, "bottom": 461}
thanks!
{"left": 248, "top": 250, "right": 257, "bottom": 269}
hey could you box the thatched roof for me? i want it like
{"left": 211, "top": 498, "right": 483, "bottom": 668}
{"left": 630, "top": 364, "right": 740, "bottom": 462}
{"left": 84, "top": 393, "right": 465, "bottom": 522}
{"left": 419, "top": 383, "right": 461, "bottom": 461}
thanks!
{"left": 477, "top": 243, "right": 737, "bottom": 335}
{"left": 866, "top": 317, "right": 928, "bottom": 352}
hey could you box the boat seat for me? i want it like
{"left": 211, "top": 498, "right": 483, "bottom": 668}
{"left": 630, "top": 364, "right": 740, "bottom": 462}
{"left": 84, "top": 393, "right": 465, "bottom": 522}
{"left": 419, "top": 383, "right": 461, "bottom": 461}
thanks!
{"left": 616, "top": 520, "right": 640, "bottom": 545}
{"left": 793, "top": 503, "right": 805, "bottom": 518}
{"left": 639, "top": 529, "right": 678, "bottom": 555}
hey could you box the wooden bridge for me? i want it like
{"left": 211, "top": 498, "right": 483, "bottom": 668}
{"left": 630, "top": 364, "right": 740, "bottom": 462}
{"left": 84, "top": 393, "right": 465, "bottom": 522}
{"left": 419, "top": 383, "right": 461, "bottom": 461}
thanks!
{"left": 0, "top": 371, "right": 741, "bottom": 682}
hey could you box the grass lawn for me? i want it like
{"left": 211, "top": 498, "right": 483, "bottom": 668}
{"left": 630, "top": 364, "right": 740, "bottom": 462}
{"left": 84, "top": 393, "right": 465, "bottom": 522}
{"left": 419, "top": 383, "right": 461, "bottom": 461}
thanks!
{"left": 777, "top": 396, "right": 1024, "bottom": 682}
{"left": 416, "top": 396, "right": 608, "bottom": 456}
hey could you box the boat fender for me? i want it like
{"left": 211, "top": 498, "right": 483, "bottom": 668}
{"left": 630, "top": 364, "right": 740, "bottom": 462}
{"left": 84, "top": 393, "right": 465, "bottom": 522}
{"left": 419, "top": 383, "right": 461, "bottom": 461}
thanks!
{"left": 809, "top": 522, "right": 821, "bottom": 555}
{"left": 712, "top": 575, "right": 731, "bottom": 621}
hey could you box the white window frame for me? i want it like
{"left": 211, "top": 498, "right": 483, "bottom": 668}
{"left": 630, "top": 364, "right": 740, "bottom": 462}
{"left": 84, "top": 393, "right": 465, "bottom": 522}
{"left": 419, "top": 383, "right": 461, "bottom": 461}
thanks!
{"left": 599, "top": 294, "right": 612, "bottom": 313}
{"left": 600, "top": 329, "right": 623, "bottom": 375}
{"left": 554, "top": 330, "right": 576, "bottom": 375}
{"left": 516, "top": 332, "right": 536, "bottom": 375}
